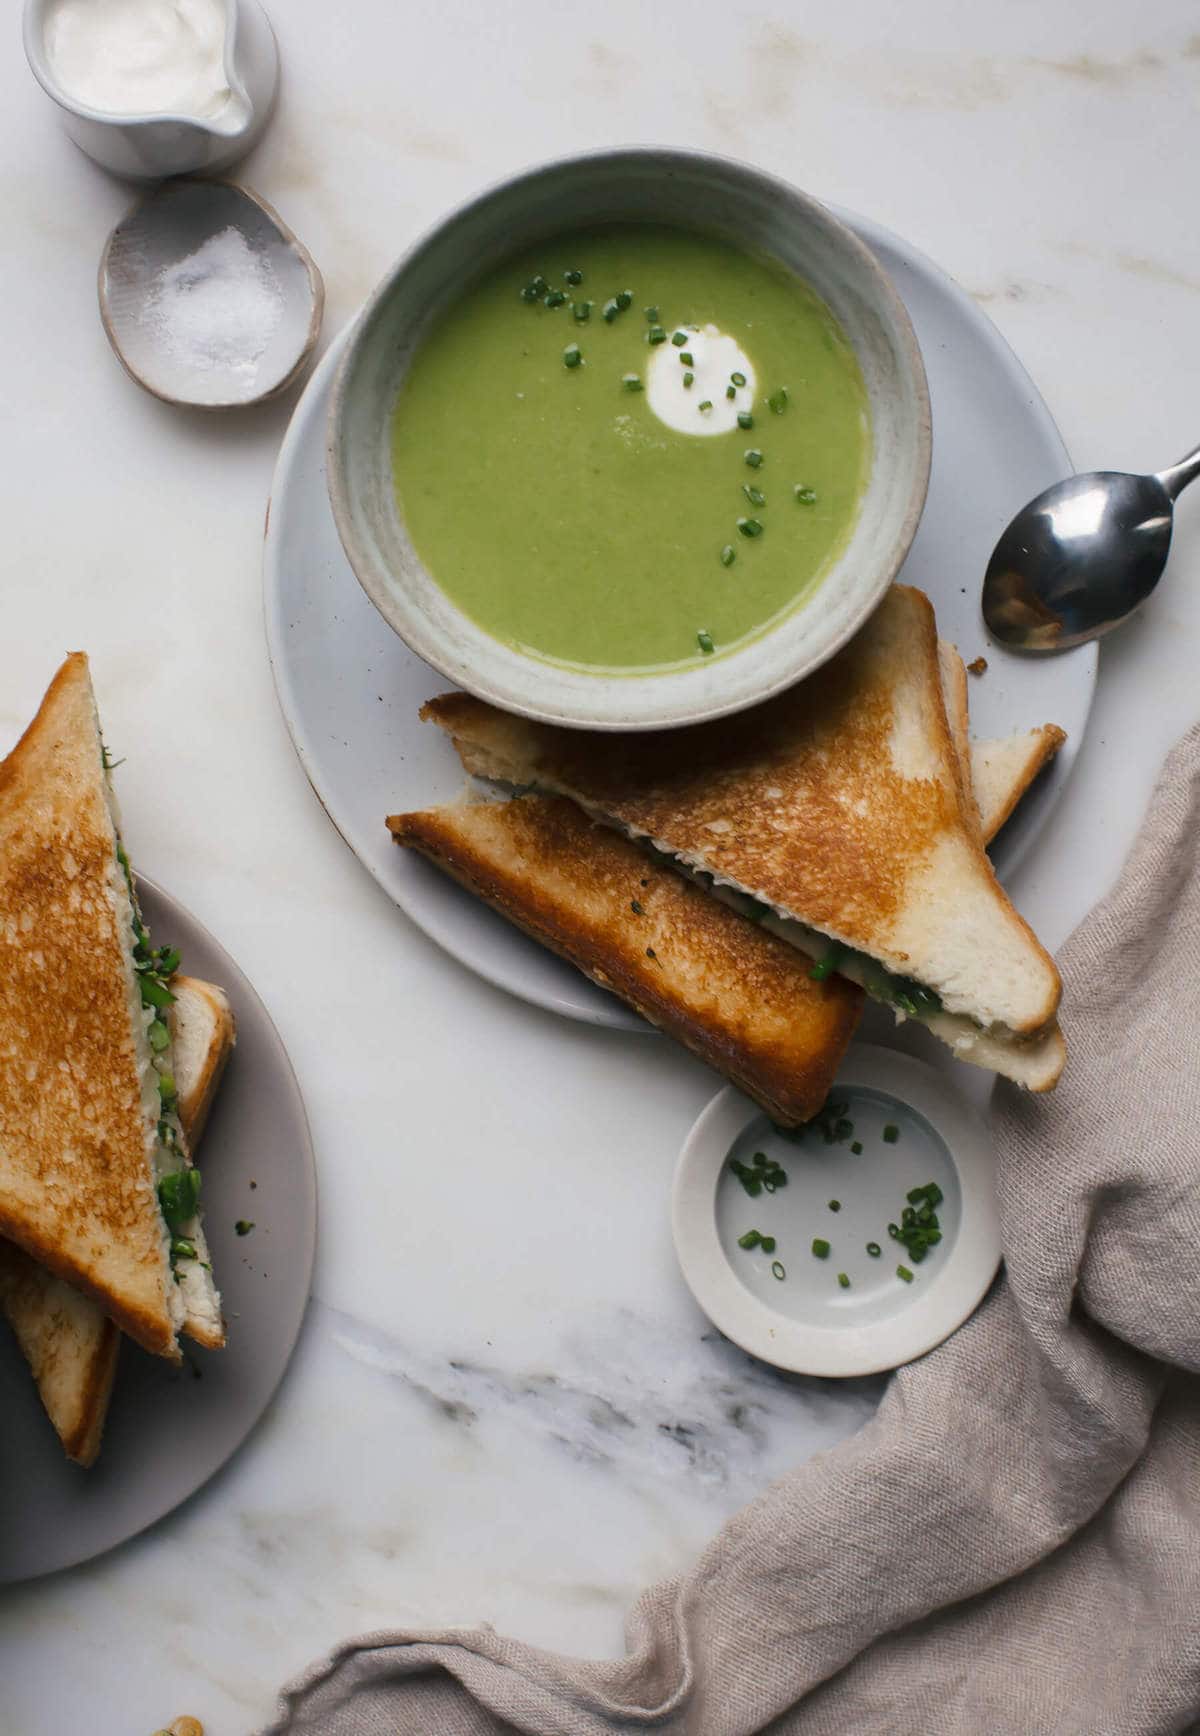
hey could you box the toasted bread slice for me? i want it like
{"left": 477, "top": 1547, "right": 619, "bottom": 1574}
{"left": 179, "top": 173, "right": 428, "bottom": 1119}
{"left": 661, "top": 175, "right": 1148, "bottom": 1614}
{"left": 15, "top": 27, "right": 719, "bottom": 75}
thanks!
{"left": 390, "top": 796, "right": 862, "bottom": 1123}
{"left": 423, "top": 588, "right": 1061, "bottom": 1042}
{"left": 172, "top": 977, "right": 236, "bottom": 1152}
{"left": 0, "top": 655, "right": 182, "bottom": 1355}
{"left": 0, "top": 975, "right": 236, "bottom": 1464}
{"left": 973, "top": 727, "right": 1067, "bottom": 845}
{"left": 938, "top": 641, "right": 982, "bottom": 846}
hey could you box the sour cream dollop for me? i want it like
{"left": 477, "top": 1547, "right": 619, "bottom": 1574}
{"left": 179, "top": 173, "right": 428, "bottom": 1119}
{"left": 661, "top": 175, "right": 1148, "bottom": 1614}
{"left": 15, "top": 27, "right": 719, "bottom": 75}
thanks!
{"left": 646, "top": 323, "right": 757, "bottom": 436}
{"left": 43, "top": 0, "right": 232, "bottom": 120}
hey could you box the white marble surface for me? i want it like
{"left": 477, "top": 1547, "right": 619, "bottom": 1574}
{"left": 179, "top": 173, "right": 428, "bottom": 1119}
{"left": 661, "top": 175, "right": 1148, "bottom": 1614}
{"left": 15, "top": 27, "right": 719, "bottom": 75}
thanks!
{"left": 1, "top": 3, "right": 1198, "bottom": 1731}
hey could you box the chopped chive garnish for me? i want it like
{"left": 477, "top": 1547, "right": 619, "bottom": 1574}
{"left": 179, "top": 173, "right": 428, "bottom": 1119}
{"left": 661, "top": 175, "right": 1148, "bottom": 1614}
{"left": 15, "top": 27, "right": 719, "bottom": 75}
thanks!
{"left": 671, "top": 330, "right": 688, "bottom": 346}
{"left": 544, "top": 288, "right": 567, "bottom": 308}
{"left": 730, "top": 370, "right": 747, "bottom": 386}
{"left": 897, "top": 1264, "right": 914, "bottom": 1282}
{"left": 615, "top": 289, "right": 633, "bottom": 310}
{"left": 744, "top": 449, "right": 763, "bottom": 469}
{"left": 742, "top": 484, "right": 765, "bottom": 507}
{"left": 562, "top": 343, "right": 583, "bottom": 369}
{"left": 563, "top": 268, "right": 583, "bottom": 285}
{"left": 720, "top": 544, "right": 736, "bottom": 567}
{"left": 647, "top": 325, "right": 667, "bottom": 345}
{"left": 811, "top": 1238, "right": 830, "bottom": 1259}
{"left": 771, "top": 1260, "right": 786, "bottom": 1280}
{"left": 866, "top": 1241, "right": 881, "bottom": 1257}
{"left": 683, "top": 371, "right": 694, "bottom": 388}
{"left": 883, "top": 1124, "right": 900, "bottom": 1143}
{"left": 679, "top": 350, "right": 694, "bottom": 366}
{"left": 697, "top": 629, "right": 715, "bottom": 655}
{"left": 235, "top": 1220, "right": 255, "bottom": 1237}
{"left": 602, "top": 298, "right": 620, "bottom": 323}
{"left": 737, "top": 517, "right": 764, "bottom": 538}
{"left": 838, "top": 1272, "right": 850, "bottom": 1288}
{"left": 737, "top": 410, "right": 754, "bottom": 430}
{"left": 760, "top": 1235, "right": 776, "bottom": 1253}
{"left": 828, "top": 1200, "right": 841, "bottom": 1212}
{"left": 644, "top": 304, "right": 659, "bottom": 322}
{"left": 738, "top": 1229, "right": 762, "bottom": 1249}
{"left": 699, "top": 399, "right": 713, "bottom": 412}
{"left": 520, "top": 283, "right": 541, "bottom": 303}
{"left": 887, "top": 1222, "right": 899, "bottom": 1238}
{"left": 835, "top": 1118, "right": 854, "bottom": 1140}
{"left": 573, "top": 300, "right": 593, "bottom": 323}
{"left": 726, "top": 385, "right": 736, "bottom": 400}
{"left": 622, "top": 373, "right": 643, "bottom": 391}
{"left": 768, "top": 387, "right": 789, "bottom": 414}
{"left": 795, "top": 485, "right": 818, "bottom": 504}
{"left": 850, "top": 1140, "right": 863, "bottom": 1155}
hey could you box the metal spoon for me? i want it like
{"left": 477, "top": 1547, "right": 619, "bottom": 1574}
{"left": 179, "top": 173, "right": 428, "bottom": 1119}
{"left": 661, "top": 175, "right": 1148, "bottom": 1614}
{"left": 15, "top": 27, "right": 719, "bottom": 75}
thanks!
{"left": 981, "top": 443, "right": 1200, "bottom": 652}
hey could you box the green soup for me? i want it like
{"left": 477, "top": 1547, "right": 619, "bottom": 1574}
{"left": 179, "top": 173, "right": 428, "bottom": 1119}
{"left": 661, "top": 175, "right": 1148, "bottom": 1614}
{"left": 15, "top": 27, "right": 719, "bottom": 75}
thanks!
{"left": 390, "top": 225, "right": 870, "bottom": 673}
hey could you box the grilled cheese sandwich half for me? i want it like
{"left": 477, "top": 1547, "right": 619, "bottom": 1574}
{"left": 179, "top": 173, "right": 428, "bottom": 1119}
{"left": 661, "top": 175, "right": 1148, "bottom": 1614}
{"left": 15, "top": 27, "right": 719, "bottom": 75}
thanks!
{"left": 419, "top": 587, "right": 1064, "bottom": 1089}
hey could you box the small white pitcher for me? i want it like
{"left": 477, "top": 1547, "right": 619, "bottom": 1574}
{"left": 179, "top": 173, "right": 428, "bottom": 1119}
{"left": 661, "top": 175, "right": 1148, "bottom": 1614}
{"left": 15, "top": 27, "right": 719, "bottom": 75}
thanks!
{"left": 23, "top": 0, "right": 278, "bottom": 181}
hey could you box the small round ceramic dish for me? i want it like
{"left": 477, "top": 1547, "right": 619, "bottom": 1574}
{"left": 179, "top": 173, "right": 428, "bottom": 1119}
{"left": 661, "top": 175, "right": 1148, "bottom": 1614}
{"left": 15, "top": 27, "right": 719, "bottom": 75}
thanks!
{"left": 99, "top": 179, "right": 323, "bottom": 409}
{"left": 671, "top": 1046, "right": 1001, "bottom": 1378}
{"left": 328, "top": 147, "right": 930, "bottom": 732}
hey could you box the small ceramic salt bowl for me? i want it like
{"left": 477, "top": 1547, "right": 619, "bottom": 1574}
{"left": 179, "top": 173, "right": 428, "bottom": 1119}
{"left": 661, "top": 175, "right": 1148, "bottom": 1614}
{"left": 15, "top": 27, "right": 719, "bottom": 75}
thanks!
{"left": 99, "top": 179, "right": 324, "bottom": 409}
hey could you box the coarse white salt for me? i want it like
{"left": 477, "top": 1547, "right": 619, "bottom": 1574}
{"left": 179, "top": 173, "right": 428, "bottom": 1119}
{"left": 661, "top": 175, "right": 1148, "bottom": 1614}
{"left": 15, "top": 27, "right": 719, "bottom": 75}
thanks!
{"left": 143, "top": 224, "right": 283, "bottom": 381}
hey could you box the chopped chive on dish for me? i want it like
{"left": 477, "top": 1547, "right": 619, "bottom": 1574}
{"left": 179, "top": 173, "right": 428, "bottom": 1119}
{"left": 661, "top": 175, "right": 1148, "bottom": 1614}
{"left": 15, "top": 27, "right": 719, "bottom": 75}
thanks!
{"left": 743, "top": 484, "right": 765, "bottom": 507}
{"left": 837, "top": 1272, "right": 850, "bottom": 1289}
{"left": 866, "top": 1241, "right": 882, "bottom": 1257}
{"left": 737, "top": 411, "right": 754, "bottom": 429}
{"left": 720, "top": 545, "right": 736, "bottom": 568}
{"left": 771, "top": 1260, "right": 786, "bottom": 1281}
{"left": 737, "top": 517, "right": 764, "bottom": 538}
{"left": 897, "top": 1264, "right": 914, "bottom": 1283}
{"left": 622, "top": 373, "right": 643, "bottom": 391}
{"left": 883, "top": 1124, "right": 900, "bottom": 1143}
{"left": 671, "top": 330, "right": 688, "bottom": 346}
{"left": 811, "top": 1237, "right": 830, "bottom": 1259}
{"left": 563, "top": 268, "right": 583, "bottom": 285}
{"left": 744, "top": 449, "right": 764, "bottom": 469}
{"left": 697, "top": 629, "right": 715, "bottom": 655}
{"left": 562, "top": 343, "right": 583, "bottom": 369}
{"left": 795, "top": 485, "right": 818, "bottom": 504}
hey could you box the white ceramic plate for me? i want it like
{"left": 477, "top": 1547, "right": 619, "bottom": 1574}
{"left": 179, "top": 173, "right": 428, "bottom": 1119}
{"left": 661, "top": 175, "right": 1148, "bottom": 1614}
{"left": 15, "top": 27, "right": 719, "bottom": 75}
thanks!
{"left": 0, "top": 878, "right": 317, "bottom": 1584}
{"left": 264, "top": 209, "right": 1098, "bottom": 1031}
{"left": 671, "top": 1046, "right": 1001, "bottom": 1377}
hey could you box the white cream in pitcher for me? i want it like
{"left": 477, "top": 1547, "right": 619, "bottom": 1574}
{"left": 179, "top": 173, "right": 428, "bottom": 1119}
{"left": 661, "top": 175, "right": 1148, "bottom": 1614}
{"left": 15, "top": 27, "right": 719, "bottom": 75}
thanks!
{"left": 43, "top": 0, "right": 233, "bottom": 119}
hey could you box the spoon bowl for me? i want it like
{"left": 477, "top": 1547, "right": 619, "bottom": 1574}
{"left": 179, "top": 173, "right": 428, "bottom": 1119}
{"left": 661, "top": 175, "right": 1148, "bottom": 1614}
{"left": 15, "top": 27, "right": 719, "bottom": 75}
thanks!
{"left": 983, "top": 444, "right": 1199, "bottom": 652}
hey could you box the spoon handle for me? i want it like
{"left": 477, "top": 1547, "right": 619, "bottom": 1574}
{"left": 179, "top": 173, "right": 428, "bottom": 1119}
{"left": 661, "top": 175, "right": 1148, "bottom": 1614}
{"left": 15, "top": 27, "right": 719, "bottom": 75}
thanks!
{"left": 1157, "top": 443, "right": 1200, "bottom": 501}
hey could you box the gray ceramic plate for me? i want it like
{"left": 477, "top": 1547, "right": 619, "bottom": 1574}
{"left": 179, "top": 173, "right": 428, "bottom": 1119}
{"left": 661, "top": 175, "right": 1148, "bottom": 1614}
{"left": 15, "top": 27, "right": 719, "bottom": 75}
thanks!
{"left": 0, "top": 879, "right": 317, "bottom": 1584}
{"left": 263, "top": 208, "right": 1097, "bottom": 1031}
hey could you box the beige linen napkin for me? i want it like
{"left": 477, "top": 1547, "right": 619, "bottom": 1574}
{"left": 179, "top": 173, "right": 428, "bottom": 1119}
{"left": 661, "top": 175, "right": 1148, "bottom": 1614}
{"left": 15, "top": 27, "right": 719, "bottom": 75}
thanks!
{"left": 267, "top": 728, "right": 1200, "bottom": 1736}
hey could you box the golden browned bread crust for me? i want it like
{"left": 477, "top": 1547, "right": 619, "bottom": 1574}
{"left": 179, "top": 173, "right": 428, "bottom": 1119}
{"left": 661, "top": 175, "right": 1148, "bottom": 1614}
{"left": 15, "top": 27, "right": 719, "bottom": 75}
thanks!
{"left": 0, "top": 973, "right": 235, "bottom": 1463}
{"left": 0, "top": 1249, "right": 119, "bottom": 1465}
{"left": 0, "top": 655, "right": 176, "bottom": 1357}
{"left": 423, "top": 587, "right": 1061, "bottom": 1037}
{"left": 389, "top": 796, "right": 863, "bottom": 1124}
